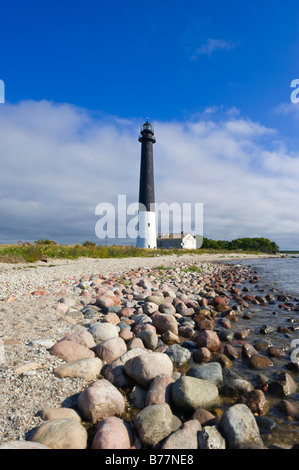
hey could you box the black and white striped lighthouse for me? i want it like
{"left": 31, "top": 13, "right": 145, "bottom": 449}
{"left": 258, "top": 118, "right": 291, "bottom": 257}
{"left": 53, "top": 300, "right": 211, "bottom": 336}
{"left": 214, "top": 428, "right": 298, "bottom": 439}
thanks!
{"left": 136, "top": 119, "right": 157, "bottom": 248}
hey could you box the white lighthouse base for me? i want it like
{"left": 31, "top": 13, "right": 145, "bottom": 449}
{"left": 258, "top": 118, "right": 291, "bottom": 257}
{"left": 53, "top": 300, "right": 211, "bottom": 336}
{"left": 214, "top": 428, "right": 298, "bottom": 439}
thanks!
{"left": 136, "top": 211, "right": 157, "bottom": 249}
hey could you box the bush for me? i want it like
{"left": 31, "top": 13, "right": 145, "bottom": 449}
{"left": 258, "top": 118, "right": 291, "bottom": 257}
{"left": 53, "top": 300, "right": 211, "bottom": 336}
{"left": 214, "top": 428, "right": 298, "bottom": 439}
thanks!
{"left": 201, "top": 237, "right": 279, "bottom": 254}
{"left": 82, "top": 241, "right": 97, "bottom": 247}
{"left": 34, "top": 239, "right": 58, "bottom": 246}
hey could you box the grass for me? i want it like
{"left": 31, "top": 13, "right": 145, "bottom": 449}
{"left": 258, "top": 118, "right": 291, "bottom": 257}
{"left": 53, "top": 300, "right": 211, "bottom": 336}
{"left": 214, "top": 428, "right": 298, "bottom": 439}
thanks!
{"left": 0, "top": 241, "right": 276, "bottom": 264}
{"left": 181, "top": 265, "right": 202, "bottom": 273}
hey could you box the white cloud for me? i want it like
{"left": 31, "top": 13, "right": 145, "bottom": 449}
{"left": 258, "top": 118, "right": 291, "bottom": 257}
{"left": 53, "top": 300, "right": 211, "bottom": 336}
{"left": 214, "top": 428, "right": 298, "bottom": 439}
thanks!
{"left": 0, "top": 100, "right": 298, "bottom": 249}
{"left": 274, "top": 102, "right": 299, "bottom": 120}
{"left": 192, "top": 38, "right": 237, "bottom": 59}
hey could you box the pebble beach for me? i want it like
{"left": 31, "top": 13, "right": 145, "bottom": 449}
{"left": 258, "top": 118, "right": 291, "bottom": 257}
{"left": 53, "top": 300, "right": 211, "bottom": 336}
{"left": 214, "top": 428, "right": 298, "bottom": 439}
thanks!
{"left": 0, "top": 252, "right": 298, "bottom": 450}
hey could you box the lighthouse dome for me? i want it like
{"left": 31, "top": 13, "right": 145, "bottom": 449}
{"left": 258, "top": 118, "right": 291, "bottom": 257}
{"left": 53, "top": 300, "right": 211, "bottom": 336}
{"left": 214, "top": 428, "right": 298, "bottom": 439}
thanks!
{"left": 142, "top": 120, "right": 152, "bottom": 131}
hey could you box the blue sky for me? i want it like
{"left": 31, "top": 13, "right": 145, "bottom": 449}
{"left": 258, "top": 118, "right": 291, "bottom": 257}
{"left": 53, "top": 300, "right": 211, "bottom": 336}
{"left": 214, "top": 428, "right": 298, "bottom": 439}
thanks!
{"left": 1, "top": 0, "right": 299, "bottom": 249}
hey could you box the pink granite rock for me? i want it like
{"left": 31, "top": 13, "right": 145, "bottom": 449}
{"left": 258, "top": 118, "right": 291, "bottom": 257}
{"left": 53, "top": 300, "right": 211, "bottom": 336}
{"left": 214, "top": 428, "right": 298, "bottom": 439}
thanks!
{"left": 91, "top": 416, "right": 132, "bottom": 449}
{"left": 77, "top": 379, "right": 125, "bottom": 423}
{"left": 119, "top": 328, "right": 134, "bottom": 341}
{"left": 127, "top": 337, "right": 145, "bottom": 350}
{"left": 49, "top": 339, "right": 95, "bottom": 362}
{"left": 55, "top": 303, "right": 69, "bottom": 314}
{"left": 161, "top": 419, "right": 201, "bottom": 449}
{"left": 151, "top": 312, "right": 179, "bottom": 335}
{"left": 145, "top": 374, "right": 175, "bottom": 406}
{"left": 124, "top": 352, "right": 173, "bottom": 388}
{"left": 93, "top": 336, "right": 127, "bottom": 363}
{"left": 195, "top": 330, "right": 221, "bottom": 352}
{"left": 118, "top": 307, "right": 134, "bottom": 318}
{"left": 63, "top": 329, "right": 96, "bottom": 348}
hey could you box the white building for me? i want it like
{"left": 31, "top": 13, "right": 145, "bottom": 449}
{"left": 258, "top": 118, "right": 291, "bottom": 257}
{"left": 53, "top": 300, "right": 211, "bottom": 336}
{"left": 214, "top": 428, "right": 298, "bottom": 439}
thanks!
{"left": 157, "top": 232, "right": 197, "bottom": 250}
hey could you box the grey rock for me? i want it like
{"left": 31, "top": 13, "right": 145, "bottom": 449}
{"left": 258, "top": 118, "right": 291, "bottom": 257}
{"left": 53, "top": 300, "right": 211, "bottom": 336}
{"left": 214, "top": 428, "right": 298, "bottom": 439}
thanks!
{"left": 187, "top": 362, "right": 223, "bottom": 387}
{"left": 129, "top": 385, "right": 147, "bottom": 409}
{"left": 145, "top": 295, "right": 165, "bottom": 306}
{"left": 268, "top": 371, "right": 297, "bottom": 397}
{"left": 136, "top": 329, "right": 158, "bottom": 350}
{"left": 165, "top": 344, "right": 191, "bottom": 368}
{"left": 255, "top": 416, "right": 277, "bottom": 432}
{"left": 142, "top": 302, "right": 159, "bottom": 315}
{"left": 260, "top": 325, "right": 275, "bottom": 334}
{"left": 133, "top": 404, "right": 173, "bottom": 446}
{"left": 88, "top": 322, "right": 119, "bottom": 342}
{"left": 172, "top": 376, "right": 219, "bottom": 411}
{"left": 220, "top": 378, "right": 254, "bottom": 397}
{"left": 198, "top": 425, "right": 226, "bottom": 449}
{"left": 217, "top": 329, "right": 234, "bottom": 342}
{"left": 131, "top": 314, "right": 152, "bottom": 324}
{"left": 219, "top": 403, "right": 264, "bottom": 449}
{"left": 27, "top": 339, "right": 55, "bottom": 349}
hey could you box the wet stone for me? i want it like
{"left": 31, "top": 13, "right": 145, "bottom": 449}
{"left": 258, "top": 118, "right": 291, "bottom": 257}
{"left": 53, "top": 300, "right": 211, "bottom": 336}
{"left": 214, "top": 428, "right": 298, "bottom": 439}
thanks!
{"left": 237, "top": 389, "right": 269, "bottom": 415}
{"left": 192, "top": 347, "right": 212, "bottom": 363}
{"left": 212, "top": 353, "right": 232, "bottom": 368}
{"left": 219, "top": 404, "right": 264, "bottom": 449}
{"left": 248, "top": 354, "right": 273, "bottom": 370}
{"left": 198, "top": 425, "right": 226, "bottom": 449}
{"left": 260, "top": 325, "right": 275, "bottom": 334}
{"left": 242, "top": 342, "right": 259, "bottom": 359}
{"left": 220, "top": 378, "right": 254, "bottom": 398}
{"left": 267, "top": 346, "right": 287, "bottom": 357}
{"left": 268, "top": 371, "right": 297, "bottom": 397}
{"left": 187, "top": 362, "right": 223, "bottom": 387}
{"left": 164, "top": 344, "right": 191, "bottom": 368}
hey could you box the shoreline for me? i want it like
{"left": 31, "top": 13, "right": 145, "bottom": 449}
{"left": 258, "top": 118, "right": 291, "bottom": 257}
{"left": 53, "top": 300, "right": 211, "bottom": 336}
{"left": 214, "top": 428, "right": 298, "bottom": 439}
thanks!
{"left": 0, "top": 250, "right": 283, "bottom": 271}
{"left": 0, "top": 252, "right": 298, "bottom": 449}
{"left": 0, "top": 253, "right": 282, "bottom": 301}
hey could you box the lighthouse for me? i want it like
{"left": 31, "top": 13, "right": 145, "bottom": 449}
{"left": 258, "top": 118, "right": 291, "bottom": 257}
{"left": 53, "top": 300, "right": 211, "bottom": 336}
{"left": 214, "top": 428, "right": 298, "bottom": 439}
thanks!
{"left": 136, "top": 119, "right": 157, "bottom": 249}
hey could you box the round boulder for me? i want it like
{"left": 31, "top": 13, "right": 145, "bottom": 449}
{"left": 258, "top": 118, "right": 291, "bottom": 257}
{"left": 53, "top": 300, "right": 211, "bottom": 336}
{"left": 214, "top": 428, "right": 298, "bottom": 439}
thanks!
{"left": 196, "top": 330, "right": 221, "bottom": 352}
{"left": 219, "top": 403, "right": 264, "bottom": 449}
{"left": 88, "top": 322, "right": 119, "bottom": 343}
{"left": 172, "top": 376, "right": 219, "bottom": 411}
{"left": 93, "top": 336, "right": 127, "bottom": 363}
{"left": 30, "top": 418, "right": 88, "bottom": 449}
{"left": 91, "top": 416, "right": 132, "bottom": 449}
{"left": 133, "top": 404, "right": 173, "bottom": 446}
{"left": 124, "top": 352, "right": 173, "bottom": 388}
{"left": 187, "top": 362, "right": 223, "bottom": 387}
{"left": 77, "top": 379, "right": 125, "bottom": 423}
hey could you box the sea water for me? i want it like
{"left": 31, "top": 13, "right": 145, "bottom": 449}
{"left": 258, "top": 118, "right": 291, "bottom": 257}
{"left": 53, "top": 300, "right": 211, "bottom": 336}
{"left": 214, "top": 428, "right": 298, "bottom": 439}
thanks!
{"left": 235, "top": 256, "right": 299, "bottom": 299}
{"left": 226, "top": 255, "right": 299, "bottom": 447}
